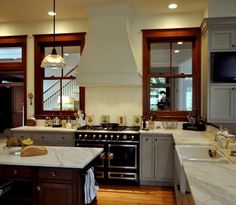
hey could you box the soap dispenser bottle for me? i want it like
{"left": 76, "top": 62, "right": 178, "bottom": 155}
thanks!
{"left": 66, "top": 116, "right": 72, "bottom": 129}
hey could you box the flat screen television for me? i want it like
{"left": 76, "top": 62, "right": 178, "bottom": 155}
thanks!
{"left": 211, "top": 52, "right": 236, "bottom": 82}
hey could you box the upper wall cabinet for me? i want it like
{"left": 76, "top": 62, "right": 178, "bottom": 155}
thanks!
{"left": 201, "top": 17, "right": 236, "bottom": 122}
{"left": 203, "top": 17, "right": 236, "bottom": 52}
{"left": 210, "top": 29, "right": 236, "bottom": 51}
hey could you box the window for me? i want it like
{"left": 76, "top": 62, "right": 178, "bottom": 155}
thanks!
{"left": 142, "top": 28, "right": 201, "bottom": 120}
{"left": 34, "top": 33, "right": 86, "bottom": 119}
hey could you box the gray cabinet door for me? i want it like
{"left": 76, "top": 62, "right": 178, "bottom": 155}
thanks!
{"left": 140, "top": 135, "right": 154, "bottom": 180}
{"left": 52, "top": 133, "right": 74, "bottom": 146}
{"left": 154, "top": 136, "right": 174, "bottom": 183}
{"left": 208, "top": 85, "right": 235, "bottom": 121}
{"left": 210, "top": 29, "right": 235, "bottom": 51}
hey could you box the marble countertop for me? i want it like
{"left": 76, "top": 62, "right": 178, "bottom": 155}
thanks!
{"left": 7, "top": 124, "right": 236, "bottom": 205}
{"left": 141, "top": 126, "right": 236, "bottom": 205}
{"left": 0, "top": 145, "right": 103, "bottom": 169}
{"left": 140, "top": 128, "right": 213, "bottom": 145}
{"left": 183, "top": 162, "right": 236, "bottom": 205}
{"left": 11, "top": 126, "right": 76, "bottom": 132}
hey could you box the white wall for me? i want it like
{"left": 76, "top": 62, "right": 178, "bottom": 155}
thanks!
{"left": 0, "top": 12, "right": 204, "bottom": 125}
{"left": 86, "top": 86, "right": 142, "bottom": 126}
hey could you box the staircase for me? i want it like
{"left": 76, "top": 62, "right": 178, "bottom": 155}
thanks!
{"left": 43, "top": 66, "right": 79, "bottom": 111}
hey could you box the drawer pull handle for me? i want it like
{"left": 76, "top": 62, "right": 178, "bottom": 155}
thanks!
{"left": 177, "top": 184, "right": 180, "bottom": 191}
{"left": 41, "top": 136, "right": 44, "bottom": 139}
{"left": 13, "top": 170, "right": 18, "bottom": 175}
{"left": 146, "top": 138, "right": 148, "bottom": 141}
{"left": 62, "top": 137, "right": 65, "bottom": 139}
{"left": 51, "top": 171, "right": 56, "bottom": 177}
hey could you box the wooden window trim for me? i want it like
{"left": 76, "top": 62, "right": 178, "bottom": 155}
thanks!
{"left": 34, "top": 33, "right": 86, "bottom": 119}
{"left": 0, "top": 35, "right": 27, "bottom": 124}
{"left": 142, "top": 28, "right": 201, "bottom": 121}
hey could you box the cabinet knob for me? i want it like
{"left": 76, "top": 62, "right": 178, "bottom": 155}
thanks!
{"left": 13, "top": 170, "right": 18, "bottom": 175}
{"left": 41, "top": 136, "right": 44, "bottom": 139}
{"left": 177, "top": 184, "right": 180, "bottom": 191}
{"left": 37, "top": 186, "right": 41, "bottom": 191}
{"left": 51, "top": 171, "right": 56, "bottom": 177}
{"left": 146, "top": 138, "right": 148, "bottom": 141}
{"left": 232, "top": 44, "right": 235, "bottom": 47}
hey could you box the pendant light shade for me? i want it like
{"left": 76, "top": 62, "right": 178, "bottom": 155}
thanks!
{"left": 41, "top": 0, "right": 65, "bottom": 69}
{"left": 41, "top": 48, "right": 65, "bottom": 69}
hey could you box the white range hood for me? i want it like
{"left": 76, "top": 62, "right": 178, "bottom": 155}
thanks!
{"left": 76, "top": 3, "right": 141, "bottom": 86}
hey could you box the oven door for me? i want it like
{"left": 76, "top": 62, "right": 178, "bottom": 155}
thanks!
{"left": 107, "top": 144, "right": 137, "bottom": 169}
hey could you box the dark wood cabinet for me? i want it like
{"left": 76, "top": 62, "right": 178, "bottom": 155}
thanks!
{"left": 0, "top": 165, "right": 89, "bottom": 205}
{"left": 37, "top": 182, "right": 73, "bottom": 205}
{"left": 0, "top": 166, "right": 33, "bottom": 205}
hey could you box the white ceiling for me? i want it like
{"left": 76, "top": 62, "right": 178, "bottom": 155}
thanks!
{"left": 0, "top": 0, "right": 207, "bottom": 23}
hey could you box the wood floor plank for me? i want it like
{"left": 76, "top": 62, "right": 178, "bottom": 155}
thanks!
{"left": 97, "top": 185, "right": 176, "bottom": 205}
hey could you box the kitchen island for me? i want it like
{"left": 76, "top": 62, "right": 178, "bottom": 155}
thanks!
{"left": 0, "top": 145, "right": 103, "bottom": 205}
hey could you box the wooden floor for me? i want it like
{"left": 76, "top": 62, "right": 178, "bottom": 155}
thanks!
{"left": 96, "top": 185, "right": 176, "bottom": 205}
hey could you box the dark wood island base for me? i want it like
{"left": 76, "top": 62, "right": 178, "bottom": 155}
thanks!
{"left": 0, "top": 163, "right": 98, "bottom": 205}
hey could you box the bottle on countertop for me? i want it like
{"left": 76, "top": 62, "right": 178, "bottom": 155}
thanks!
{"left": 142, "top": 117, "right": 147, "bottom": 130}
{"left": 66, "top": 116, "right": 72, "bottom": 129}
{"left": 148, "top": 116, "right": 155, "bottom": 130}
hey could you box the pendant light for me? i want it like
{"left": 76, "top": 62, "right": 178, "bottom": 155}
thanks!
{"left": 41, "top": 0, "right": 65, "bottom": 69}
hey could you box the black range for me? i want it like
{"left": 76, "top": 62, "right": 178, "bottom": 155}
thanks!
{"left": 75, "top": 125, "right": 140, "bottom": 185}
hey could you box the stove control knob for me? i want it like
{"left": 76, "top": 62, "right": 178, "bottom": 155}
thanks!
{"left": 117, "top": 135, "right": 120, "bottom": 141}
{"left": 99, "top": 135, "right": 102, "bottom": 141}
{"left": 79, "top": 134, "right": 82, "bottom": 139}
{"left": 84, "top": 134, "right": 88, "bottom": 139}
{"left": 105, "top": 135, "right": 108, "bottom": 140}
{"left": 131, "top": 135, "right": 135, "bottom": 141}
{"left": 93, "top": 134, "right": 96, "bottom": 140}
{"left": 123, "top": 135, "right": 127, "bottom": 140}
{"left": 111, "top": 135, "right": 114, "bottom": 140}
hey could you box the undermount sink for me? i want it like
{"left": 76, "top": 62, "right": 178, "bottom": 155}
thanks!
{"left": 175, "top": 145, "right": 231, "bottom": 163}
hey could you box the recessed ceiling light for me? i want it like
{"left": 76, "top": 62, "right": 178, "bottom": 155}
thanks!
{"left": 168, "top": 3, "right": 178, "bottom": 9}
{"left": 177, "top": 42, "right": 183, "bottom": 45}
{"left": 174, "top": 50, "right": 180, "bottom": 53}
{"left": 48, "top": 11, "right": 56, "bottom": 16}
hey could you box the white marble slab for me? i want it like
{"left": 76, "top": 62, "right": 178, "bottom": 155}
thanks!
{"left": 140, "top": 128, "right": 214, "bottom": 145}
{"left": 11, "top": 126, "right": 76, "bottom": 133}
{"left": 183, "top": 162, "right": 236, "bottom": 205}
{"left": 0, "top": 145, "right": 103, "bottom": 169}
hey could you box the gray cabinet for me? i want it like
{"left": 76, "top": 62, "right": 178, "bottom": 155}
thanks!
{"left": 33, "top": 132, "right": 53, "bottom": 146}
{"left": 174, "top": 149, "right": 194, "bottom": 205}
{"left": 140, "top": 133, "right": 174, "bottom": 185}
{"left": 210, "top": 29, "right": 236, "bottom": 51}
{"left": 13, "top": 131, "right": 32, "bottom": 140}
{"left": 52, "top": 133, "right": 74, "bottom": 146}
{"left": 13, "top": 130, "right": 74, "bottom": 146}
{"left": 208, "top": 85, "right": 236, "bottom": 122}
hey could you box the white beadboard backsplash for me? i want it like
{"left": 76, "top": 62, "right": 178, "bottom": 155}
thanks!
{"left": 85, "top": 86, "right": 142, "bottom": 126}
